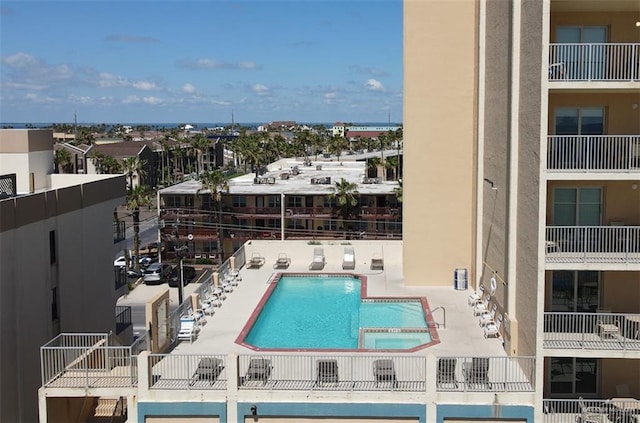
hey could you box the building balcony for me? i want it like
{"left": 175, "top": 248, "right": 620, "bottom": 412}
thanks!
{"left": 549, "top": 43, "right": 640, "bottom": 88}
{"left": 113, "top": 220, "right": 126, "bottom": 243}
{"left": 543, "top": 312, "right": 640, "bottom": 352}
{"left": 545, "top": 226, "right": 640, "bottom": 269}
{"left": 547, "top": 136, "right": 640, "bottom": 178}
{"left": 543, "top": 398, "right": 640, "bottom": 423}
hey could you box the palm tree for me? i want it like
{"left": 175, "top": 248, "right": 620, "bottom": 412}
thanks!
{"left": 385, "top": 156, "right": 399, "bottom": 181}
{"left": 54, "top": 148, "right": 71, "bottom": 173}
{"left": 121, "top": 156, "right": 147, "bottom": 189}
{"left": 394, "top": 179, "right": 403, "bottom": 203}
{"left": 197, "top": 169, "right": 229, "bottom": 264}
{"left": 328, "top": 135, "right": 349, "bottom": 162}
{"left": 126, "top": 185, "right": 152, "bottom": 272}
{"left": 191, "top": 135, "right": 210, "bottom": 174}
{"left": 368, "top": 157, "right": 383, "bottom": 179}
{"left": 330, "top": 178, "right": 359, "bottom": 237}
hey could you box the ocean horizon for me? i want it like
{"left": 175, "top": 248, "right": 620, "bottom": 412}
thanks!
{"left": 1, "top": 121, "right": 402, "bottom": 130}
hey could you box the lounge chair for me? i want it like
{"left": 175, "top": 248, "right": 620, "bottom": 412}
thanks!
{"left": 316, "top": 359, "right": 339, "bottom": 385}
{"left": 373, "top": 359, "right": 398, "bottom": 388}
{"left": 468, "top": 285, "right": 485, "bottom": 306}
{"left": 437, "top": 357, "right": 458, "bottom": 389}
{"left": 463, "top": 357, "right": 492, "bottom": 389}
{"left": 478, "top": 303, "right": 497, "bottom": 327}
{"left": 247, "top": 253, "right": 265, "bottom": 269}
{"left": 484, "top": 314, "right": 503, "bottom": 338}
{"left": 177, "top": 318, "right": 197, "bottom": 343}
{"left": 273, "top": 253, "right": 291, "bottom": 269}
{"left": 342, "top": 246, "right": 356, "bottom": 270}
{"left": 193, "top": 357, "right": 224, "bottom": 385}
{"left": 243, "top": 358, "right": 272, "bottom": 385}
{"left": 578, "top": 396, "right": 606, "bottom": 423}
{"left": 473, "top": 294, "right": 490, "bottom": 316}
{"left": 309, "top": 247, "right": 325, "bottom": 271}
{"left": 370, "top": 253, "right": 384, "bottom": 270}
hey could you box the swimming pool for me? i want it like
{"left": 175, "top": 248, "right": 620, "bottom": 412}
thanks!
{"left": 238, "top": 274, "right": 439, "bottom": 351}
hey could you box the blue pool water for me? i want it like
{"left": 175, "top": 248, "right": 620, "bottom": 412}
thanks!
{"left": 244, "top": 275, "right": 430, "bottom": 349}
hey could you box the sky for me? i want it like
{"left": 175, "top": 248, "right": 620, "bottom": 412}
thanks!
{"left": 0, "top": 0, "right": 403, "bottom": 125}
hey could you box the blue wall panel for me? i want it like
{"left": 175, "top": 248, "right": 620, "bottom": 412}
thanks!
{"left": 138, "top": 402, "right": 227, "bottom": 423}
{"left": 437, "top": 404, "right": 534, "bottom": 422}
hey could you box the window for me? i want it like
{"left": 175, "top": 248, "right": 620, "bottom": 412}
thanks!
{"left": 550, "top": 271, "right": 600, "bottom": 312}
{"left": 267, "top": 195, "right": 281, "bottom": 208}
{"left": 556, "top": 26, "right": 607, "bottom": 80}
{"left": 287, "top": 196, "right": 303, "bottom": 208}
{"left": 49, "top": 231, "right": 56, "bottom": 264}
{"left": 323, "top": 196, "right": 335, "bottom": 208}
{"left": 553, "top": 187, "right": 601, "bottom": 226}
{"left": 232, "top": 196, "right": 247, "bottom": 208}
{"left": 202, "top": 195, "right": 213, "bottom": 210}
{"left": 323, "top": 219, "right": 338, "bottom": 231}
{"left": 554, "top": 108, "right": 604, "bottom": 136}
{"left": 51, "top": 287, "right": 59, "bottom": 320}
{"left": 164, "top": 196, "right": 181, "bottom": 208}
{"left": 549, "top": 357, "right": 599, "bottom": 396}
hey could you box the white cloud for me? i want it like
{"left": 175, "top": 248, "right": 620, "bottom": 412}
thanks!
{"left": 2, "top": 52, "right": 39, "bottom": 67}
{"left": 122, "top": 95, "right": 140, "bottom": 104}
{"left": 99, "top": 72, "right": 129, "bottom": 88}
{"left": 251, "top": 84, "right": 269, "bottom": 95}
{"left": 182, "top": 83, "right": 196, "bottom": 94}
{"left": 132, "top": 80, "right": 158, "bottom": 90}
{"left": 324, "top": 92, "right": 337, "bottom": 104}
{"left": 142, "top": 96, "right": 162, "bottom": 105}
{"left": 365, "top": 78, "right": 385, "bottom": 92}
{"left": 182, "top": 58, "right": 259, "bottom": 70}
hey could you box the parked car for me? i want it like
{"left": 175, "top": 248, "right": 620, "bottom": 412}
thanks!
{"left": 114, "top": 255, "right": 155, "bottom": 269}
{"left": 143, "top": 263, "right": 172, "bottom": 285}
{"left": 168, "top": 265, "right": 197, "bottom": 287}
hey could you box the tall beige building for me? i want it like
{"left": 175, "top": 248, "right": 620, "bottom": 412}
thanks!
{"left": 0, "top": 129, "right": 126, "bottom": 422}
{"left": 404, "top": 0, "right": 639, "bottom": 403}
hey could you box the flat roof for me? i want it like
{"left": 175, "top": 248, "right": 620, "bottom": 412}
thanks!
{"left": 159, "top": 157, "right": 400, "bottom": 196}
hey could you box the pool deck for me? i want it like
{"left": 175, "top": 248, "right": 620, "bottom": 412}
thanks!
{"left": 171, "top": 240, "right": 506, "bottom": 357}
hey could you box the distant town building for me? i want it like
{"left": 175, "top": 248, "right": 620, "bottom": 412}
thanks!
{"left": 332, "top": 122, "right": 401, "bottom": 139}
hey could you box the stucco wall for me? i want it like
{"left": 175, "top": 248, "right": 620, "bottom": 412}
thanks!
{"left": 403, "top": 0, "right": 477, "bottom": 286}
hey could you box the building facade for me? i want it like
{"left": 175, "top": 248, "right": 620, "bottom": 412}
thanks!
{"left": 0, "top": 129, "right": 127, "bottom": 422}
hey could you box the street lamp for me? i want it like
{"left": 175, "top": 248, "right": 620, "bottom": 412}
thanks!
{"left": 173, "top": 218, "right": 189, "bottom": 305}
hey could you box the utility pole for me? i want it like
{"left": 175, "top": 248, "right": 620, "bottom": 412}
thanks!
{"left": 173, "top": 219, "right": 188, "bottom": 305}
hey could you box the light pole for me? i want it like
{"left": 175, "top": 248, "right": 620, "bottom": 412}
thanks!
{"left": 280, "top": 193, "right": 285, "bottom": 241}
{"left": 173, "top": 219, "right": 188, "bottom": 305}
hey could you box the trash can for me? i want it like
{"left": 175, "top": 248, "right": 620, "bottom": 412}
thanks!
{"left": 454, "top": 268, "right": 468, "bottom": 290}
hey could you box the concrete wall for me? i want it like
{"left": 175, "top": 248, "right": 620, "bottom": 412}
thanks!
{"left": 602, "top": 271, "right": 640, "bottom": 313}
{"left": 0, "top": 129, "right": 55, "bottom": 193}
{"left": 601, "top": 358, "right": 640, "bottom": 398}
{"left": 0, "top": 174, "right": 124, "bottom": 422}
{"left": 403, "top": 0, "right": 477, "bottom": 286}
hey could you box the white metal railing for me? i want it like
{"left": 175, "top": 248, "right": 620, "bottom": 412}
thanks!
{"left": 545, "top": 226, "right": 640, "bottom": 264}
{"left": 237, "top": 354, "right": 426, "bottom": 392}
{"left": 543, "top": 398, "right": 640, "bottom": 423}
{"left": 549, "top": 43, "right": 640, "bottom": 81}
{"left": 435, "top": 356, "right": 535, "bottom": 393}
{"left": 148, "top": 354, "right": 227, "bottom": 390}
{"left": 543, "top": 312, "right": 640, "bottom": 350}
{"left": 41, "top": 333, "right": 139, "bottom": 388}
{"left": 547, "top": 135, "right": 640, "bottom": 172}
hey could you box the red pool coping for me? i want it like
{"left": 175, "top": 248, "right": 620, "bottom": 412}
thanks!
{"left": 235, "top": 272, "right": 441, "bottom": 352}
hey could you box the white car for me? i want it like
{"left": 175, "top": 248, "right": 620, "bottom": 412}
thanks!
{"left": 114, "top": 255, "right": 154, "bottom": 268}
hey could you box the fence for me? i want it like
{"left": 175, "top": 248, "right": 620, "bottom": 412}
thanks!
{"left": 435, "top": 356, "right": 535, "bottom": 393}
{"left": 148, "top": 354, "right": 227, "bottom": 390}
{"left": 543, "top": 398, "right": 640, "bottom": 423}
{"left": 547, "top": 135, "right": 640, "bottom": 172}
{"left": 549, "top": 43, "right": 640, "bottom": 81}
{"left": 543, "top": 312, "right": 640, "bottom": 351}
{"left": 545, "top": 226, "right": 640, "bottom": 263}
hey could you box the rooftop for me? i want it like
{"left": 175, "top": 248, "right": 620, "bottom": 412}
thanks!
{"left": 159, "top": 157, "right": 401, "bottom": 196}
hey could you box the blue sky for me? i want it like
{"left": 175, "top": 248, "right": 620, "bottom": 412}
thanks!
{"left": 0, "top": 1, "right": 403, "bottom": 124}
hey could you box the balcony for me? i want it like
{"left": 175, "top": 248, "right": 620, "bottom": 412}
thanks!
{"left": 543, "top": 312, "right": 640, "bottom": 351}
{"left": 547, "top": 136, "right": 640, "bottom": 177}
{"left": 549, "top": 43, "right": 640, "bottom": 86}
{"left": 40, "top": 333, "right": 146, "bottom": 389}
{"left": 543, "top": 398, "right": 640, "bottom": 423}
{"left": 113, "top": 220, "right": 126, "bottom": 243}
{"left": 545, "top": 226, "right": 640, "bottom": 267}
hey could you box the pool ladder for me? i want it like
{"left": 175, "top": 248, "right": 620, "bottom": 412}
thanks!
{"left": 431, "top": 306, "right": 446, "bottom": 329}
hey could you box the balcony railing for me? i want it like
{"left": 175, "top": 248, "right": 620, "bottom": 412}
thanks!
{"left": 435, "top": 356, "right": 535, "bottom": 393}
{"left": 113, "top": 220, "right": 126, "bottom": 243}
{"left": 543, "top": 312, "right": 640, "bottom": 350}
{"left": 115, "top": 306, "right": 132, "bottom": 335}
{"left": 547, "top": 135, "right": 640, "bottom": 173}
{"left": 41, "top": 333, "right": 139, "bottom": 388}
{"left": 143, "top": 353, "right": 535, "bottom": 394}
{"left": 545, "top": 226, "right": 640, "bottom": 264}
{"left": 543, "top": 399, "right": 640, "bottom": 423}
{"left": 149, "top": 354, "right": 228, "bottom": 390}
{"left": 549, "top": 43, "right": 640, "bottom": 81}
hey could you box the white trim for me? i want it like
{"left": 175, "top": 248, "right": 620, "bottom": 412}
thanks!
{"left": 475, "top": 0, "right": 487, "bottom": 290}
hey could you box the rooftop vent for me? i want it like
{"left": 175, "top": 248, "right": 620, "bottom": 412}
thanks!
{"left": 316, "top": 164, "right": 322, "bottom": 170}
{"left": 362, "top": 177, "right": 382, "bottom": 184}
{"left": 280, "top": 172, "right": 290, "bottom": 180}
{"left": 254, "top": 176, "right": 276, "bottom": 185}
{"left": 310, "top": 177, "right": 331, "bottom": 185}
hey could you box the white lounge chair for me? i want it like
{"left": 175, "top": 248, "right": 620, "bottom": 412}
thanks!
{"left": 484, "top": 314, "right": 503, "bottom": 338}
{"left": 274, "top": 253, "right": 291, "bottom": 269}
{"left": 247, "top": 253, "right": 265, "bottom": 269}
{"left": 309, "top": 247, "right": 325, "bottom": 270}
{"left": 177, "top": 318, "right": 197, "bottom": 343}
{"left": 342, "top": 246, "right": 355, "bottom": 270}
{"left": 473, "top": 294, "right": 490, "bottom": 316}
{"left": 468, "top": 285, "right": 485, "bottom": 306}
{"left": 370, "top": 253, "right": 384, "bottom": 270}
{"left": 478, "top": 303, "right": 497, "bottom": 327}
